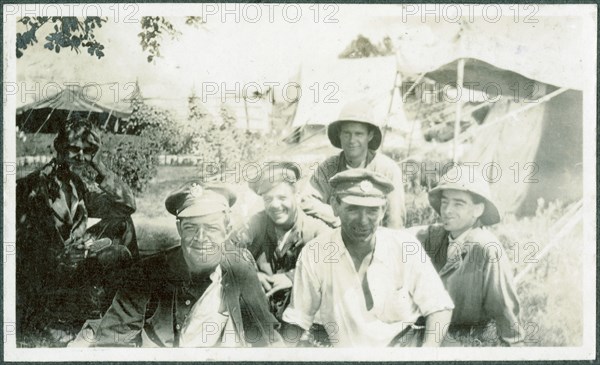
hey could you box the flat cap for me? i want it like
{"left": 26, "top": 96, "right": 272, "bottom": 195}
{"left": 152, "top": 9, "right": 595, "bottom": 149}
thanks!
{"left": 248, "top": 161, "right": 301, "bottom": 195}
{"left": 329, "top": 169, "right": 394, "bottom": 207}
{"left": 165, "top": 181, "right": 236, "bottom": 217}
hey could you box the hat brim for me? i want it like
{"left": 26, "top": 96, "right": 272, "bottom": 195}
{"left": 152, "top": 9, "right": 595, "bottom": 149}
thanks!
{"left": 428, "top": 187, "right": 500, "bottom": 225}
{"left": 327, "top": 120, "right": 382, "bottom": 150}
{"left": 178, "top": 203, "right": 229, "bottom": 218}
{"left": 339, "top": 195, "right": 387, "bottom": 207}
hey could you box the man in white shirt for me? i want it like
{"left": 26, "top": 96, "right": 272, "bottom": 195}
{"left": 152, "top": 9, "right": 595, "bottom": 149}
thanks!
{"left": 282, "top": 169, "right": 454, "bottom": 347}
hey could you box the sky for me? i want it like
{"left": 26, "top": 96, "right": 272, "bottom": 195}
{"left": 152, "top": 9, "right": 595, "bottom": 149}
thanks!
{"left": 14, "top": 4, "right": 592, "bottom": 110}
{"left": 16, "top": 5, "right": 408, "bottom": 95}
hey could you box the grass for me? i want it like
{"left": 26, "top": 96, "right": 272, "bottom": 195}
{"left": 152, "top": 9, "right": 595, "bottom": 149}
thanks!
{"left": 133, "top": 166, "right": 583, "bottom": 347}
{"left": 18, "top": 163, "right": 583, "bottom": 347}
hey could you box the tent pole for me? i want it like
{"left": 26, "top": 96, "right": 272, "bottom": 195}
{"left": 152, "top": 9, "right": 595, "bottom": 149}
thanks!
{"left": 402, "top": 73, "right": 426, "bottom": 159}
{"left": 514, "top": 199, "right": 583, "bottom": 284}
{"left": 20, "top": 108, "right": 36, "bottom": 130}
{"left": 452, "top": 58, "right": 465, "bottom": 163}
{"left": 103, "top": 109, "right": 114, "bottom": 130}
{"left": 34, "top": 107, "right": 57, "bottom": 136}
{"left": 244, "top": 97, "right": 250, "bottom": 131}
{"left": 381, "top": 70, "right": 400, "bottom": 146}
{"left": 399, "top": 87, "right": 568, "bottom": 164}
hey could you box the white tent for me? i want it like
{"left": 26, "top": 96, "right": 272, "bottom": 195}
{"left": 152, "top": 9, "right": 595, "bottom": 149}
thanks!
{"left": 394, "top": 15, "right": 589, "bottom": 215}
{"left": 290, "top": 55, "right": 405, "bottom": 128}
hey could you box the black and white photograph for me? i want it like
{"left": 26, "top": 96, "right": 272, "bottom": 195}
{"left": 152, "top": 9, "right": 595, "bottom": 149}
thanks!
{"left": 3, "top": 3, "right": 597, "bottom": 361}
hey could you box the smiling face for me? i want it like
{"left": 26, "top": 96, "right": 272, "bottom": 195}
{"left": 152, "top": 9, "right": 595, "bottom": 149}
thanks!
{"left": 440, "top": 189, "right": 485, "bottom": 238}
{"left": 176, "top": 212, "right": 228, "bottom": 274}
{"left": 56, "top": 128, "right": 98, "bottom": 173}
{"left": 339, "top": 122, "right": 374, "bottom": 162}
{"left": 262, "top": 182, "right": 297, "bottom": 228}
{"left": 332, "top": 197, "right": 385, "bottom": 244}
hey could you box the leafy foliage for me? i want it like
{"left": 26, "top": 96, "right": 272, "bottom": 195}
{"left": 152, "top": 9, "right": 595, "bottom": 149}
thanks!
{"left": 100, "top": 96, "right": 200, "bottom": 193}
{"left": 17, "top": 16, "right": 204, "bottom": 62}
{"left": 185, "top": 93, "right": 271, "bottom": 177}
{"left": 138, "top": 16, "right": 181, "bottom": 63}
{"left": 100, "top": 133, "right": 162, "bottom": 194}
{"left": 17, "top": 17, "right": 106, "bottom": 58}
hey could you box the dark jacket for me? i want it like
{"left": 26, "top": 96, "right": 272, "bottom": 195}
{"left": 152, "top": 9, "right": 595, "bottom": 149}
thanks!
{"left": 16, "top": 159, "right": 137, "bottom": 338}
{"left": 93, "top": 245, "right": 281, "bottom": 347}
{"left": 228, "top": 210, "right": 330, "bottom": 280}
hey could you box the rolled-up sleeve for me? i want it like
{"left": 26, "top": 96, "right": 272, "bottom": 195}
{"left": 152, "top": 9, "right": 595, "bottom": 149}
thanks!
{"left": 281, "top": 244, "right": 322, "bottom": 330}
{"left": 406, "top": 244, "right": 454, "bottom": 317}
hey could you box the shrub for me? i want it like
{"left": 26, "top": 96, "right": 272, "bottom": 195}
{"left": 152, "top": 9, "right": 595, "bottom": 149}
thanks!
{"left": 185, "top": 94, "right": 273, "bottom": 178}
{"left": 100, "top": 132, "right": 162, "bottom": 194}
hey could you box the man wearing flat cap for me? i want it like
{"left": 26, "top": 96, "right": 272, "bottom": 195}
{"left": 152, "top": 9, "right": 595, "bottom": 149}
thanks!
{"left": 413, "top": 165, "right": 523, "bottom": 346}
{"left": 90, "top": 181, "right": 281, "bottom": 347}
{"left": 227, "top": 162, "right": 330, "bottom": 322}
{"left": 16, "top": 113, "right": 137, "bottom": 345}
{"left": 301, "top": 99, "right": 406, "bottom": 229}
{"left": 283, "top": 169, "right": 453, "bottom": 347}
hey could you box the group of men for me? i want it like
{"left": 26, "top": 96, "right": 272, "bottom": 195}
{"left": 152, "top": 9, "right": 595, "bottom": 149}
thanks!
{"left": 16, "top": 100, "right": 523, "bottom": 348}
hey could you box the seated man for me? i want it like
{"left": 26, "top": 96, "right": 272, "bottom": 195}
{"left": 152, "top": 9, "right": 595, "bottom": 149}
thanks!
{"left": 16, "top": 114, "right": 137, "bottom": 345}
{"left": 301, "top": 99, "right": 406, "bottom": 228}
{"left": 227, "top": 162, "right": 330, "bottom": 321}
{"left": 414, "top": 166, "right": 523, "bottom": 346}
{"left": 282, "top": 169, "right": 454, "bottom": 347}
{"left": 90, "top": 181, "right": 281, "bottom": 347}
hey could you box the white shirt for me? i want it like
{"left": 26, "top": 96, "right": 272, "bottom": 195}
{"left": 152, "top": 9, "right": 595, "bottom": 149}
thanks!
{"left": 282, "top": 227, "right": 454, "bottom": 347}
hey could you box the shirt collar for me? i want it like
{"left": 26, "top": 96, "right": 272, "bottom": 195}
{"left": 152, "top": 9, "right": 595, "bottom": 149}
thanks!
{"left": 448, "top": 228, "right": 473, "bottom": 245}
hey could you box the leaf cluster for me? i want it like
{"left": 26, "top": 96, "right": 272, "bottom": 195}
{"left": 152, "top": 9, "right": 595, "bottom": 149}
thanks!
{"left": 17, "top": 17, "right": 106, "bottom": 58}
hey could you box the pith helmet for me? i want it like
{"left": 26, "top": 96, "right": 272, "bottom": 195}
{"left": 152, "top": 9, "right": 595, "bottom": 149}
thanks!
{"left": 327, "top": 99, "right": 382, "bottom": 150}
{"left": 428, "top": 165, "right": 501, "bottom": 225}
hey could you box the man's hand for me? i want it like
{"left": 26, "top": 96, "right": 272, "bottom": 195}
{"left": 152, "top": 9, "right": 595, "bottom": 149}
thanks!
{"left": 257, "top": 272, "right": 272, "bottom": 293}
{"left": 61, "top": 241, "right": 87, "bottom": 268}
{"left": 265, "top": 273, "right": 293, "bottom": 297}
{"left": 90, "top": 149, "right": 109, "bottom": 177}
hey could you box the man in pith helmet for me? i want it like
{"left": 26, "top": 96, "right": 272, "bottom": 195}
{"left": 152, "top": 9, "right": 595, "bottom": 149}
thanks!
{"left": 414, "top": 165, "right": 523, "bottom": 346}
{"left": 301, "top": 99, "right": 406, "bottom": 228}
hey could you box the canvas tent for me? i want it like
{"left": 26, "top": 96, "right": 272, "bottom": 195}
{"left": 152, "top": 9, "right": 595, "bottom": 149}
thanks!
{"left": 395, "top": 17, "right": 586, "bottom": 215}
{"left": 281, "top": 55, "right": 409, "bottom": 161}
{"left": 16, "top": 84, "right": 134, "bottom": 134}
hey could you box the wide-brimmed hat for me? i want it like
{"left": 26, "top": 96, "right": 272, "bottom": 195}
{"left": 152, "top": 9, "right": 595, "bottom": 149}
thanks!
{"left": 428, "top": 166, "right": 500, "bottom": 225}
{"left": 327, "top": 100, "right": 382, "bottom": 150}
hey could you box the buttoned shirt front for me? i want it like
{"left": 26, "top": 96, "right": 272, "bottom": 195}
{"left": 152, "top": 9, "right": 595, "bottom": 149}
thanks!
{"left": 282, "top": 228, "right": 454, "bottom": 347}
